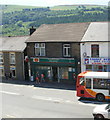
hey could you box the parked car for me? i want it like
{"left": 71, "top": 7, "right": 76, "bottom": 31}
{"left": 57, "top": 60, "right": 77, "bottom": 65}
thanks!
{"left": 93, "top": 104, "right": 110, "bottom": 119}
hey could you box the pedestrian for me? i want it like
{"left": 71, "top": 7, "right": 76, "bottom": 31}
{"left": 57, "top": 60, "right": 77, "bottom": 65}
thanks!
{"left": 9, "top": 72, "right": 12, "bottom": 79}
{"left": 36, "top": 72, "right": 40, "bottom": 84}
{"left": 41, "top": 73, "right": 45, "bottom": 82}
{"left": 5, "top": 73, "right": 9, "bottom": 80}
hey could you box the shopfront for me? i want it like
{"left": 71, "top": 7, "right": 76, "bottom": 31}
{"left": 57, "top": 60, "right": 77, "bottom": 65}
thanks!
{"left": 29, "top": 57, "right": 77, "bottom": 84}
{"left": 84, "top": 58, "right": 110, "bottom": 72}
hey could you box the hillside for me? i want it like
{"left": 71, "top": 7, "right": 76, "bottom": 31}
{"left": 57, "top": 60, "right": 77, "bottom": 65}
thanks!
{"left": 1, "top": 4, "right": 109, "bottom": 36}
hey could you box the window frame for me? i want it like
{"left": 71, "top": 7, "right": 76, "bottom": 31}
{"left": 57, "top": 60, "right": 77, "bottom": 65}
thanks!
{"left": 63, "top": 44, "right": 71, "bottom": 57}
{"left": 91, "top": 44, "right": 99, "bottom": 57}
{"left": 10, "top": 53, "right": 15, "bottom": 65}
{"left": 0, "top": 52, "right": 4, "bottom": 64}
{"left": 35, "top": 43, "right": 45, "bottom": 56}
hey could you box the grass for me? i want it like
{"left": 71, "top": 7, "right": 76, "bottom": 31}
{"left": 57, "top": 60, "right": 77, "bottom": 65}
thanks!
{"left": 1, "top": 4, "right": 106, "bottom": 13}
{"left": 1, "top": 5, "right": 43, "bottom": 13}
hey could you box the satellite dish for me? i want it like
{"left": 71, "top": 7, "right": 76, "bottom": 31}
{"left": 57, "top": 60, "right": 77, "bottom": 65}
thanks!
{"left": 83, "top": 52, "right": 87, "bottom": 57}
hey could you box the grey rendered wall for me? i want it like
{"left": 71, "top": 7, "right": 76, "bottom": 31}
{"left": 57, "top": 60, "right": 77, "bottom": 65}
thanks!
{"left": 16, "top": 52, "right": 24, "bottom": 80}
{"left": 4, "top": 52, "right": 10, "bottom": 73}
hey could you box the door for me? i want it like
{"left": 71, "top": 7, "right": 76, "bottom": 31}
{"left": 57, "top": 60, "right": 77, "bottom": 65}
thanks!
{"left": 52, "top": 67, "right": 58, "bottom": 81}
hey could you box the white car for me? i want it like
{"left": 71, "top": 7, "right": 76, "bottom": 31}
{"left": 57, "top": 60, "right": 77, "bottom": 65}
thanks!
{"left": 93, "top": 104, "right": 110, "bottom": 119}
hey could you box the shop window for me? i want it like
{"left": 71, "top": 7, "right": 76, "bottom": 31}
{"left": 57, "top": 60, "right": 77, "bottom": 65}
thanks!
{"left": 0, "top": 53, "right": 4, "bottom": 64}
{"left": 10, "top": 53, "right": 15, "bottom": 64}
{"left": 86, "top": 78, "right": 91, "bottom": 88}
{"left": 108, "top": 65, "right": 110, "bottom": 72}
{"left": 86, "top": 65, "right": 92, "bottom": 71}
{"left": 93, "top": 65, "right": 107, "bottom": 72}
{"left": 61, "top": 67, "right": 68, "bottom": 79}
{"left": 35, "top": 43, "right": 45, "bottom": 56}
{"left": 0, "top": 66, "right": 4, "bottom": 76}
{"left": 93, "top": 78, "right": 108, "bottom": 89}
{"left": 63, "top": 44, "right": 71, "bottom": 57}
{"left": 91, "top": 44, "right": 99, "bottom": 57}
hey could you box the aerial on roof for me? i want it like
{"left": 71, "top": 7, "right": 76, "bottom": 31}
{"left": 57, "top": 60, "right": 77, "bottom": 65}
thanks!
{"left": 26, "top": 22, "right": 90, "bottom": 43}
{"left": 82, "top": 22, "right": 110, "bottom": 42}
{"left": 0, "top": 36, "right": 29, "bottom": 52}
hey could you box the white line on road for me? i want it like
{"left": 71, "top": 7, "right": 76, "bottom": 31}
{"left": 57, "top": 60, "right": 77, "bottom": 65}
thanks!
{"left": 0, "top": 91, "right": 20, "bottom": 95}
{"left": 32, "top": 95, "right": 63, "bottom": 103}
{"left": 6, "top": 114, "right": 16, "bottom": 118}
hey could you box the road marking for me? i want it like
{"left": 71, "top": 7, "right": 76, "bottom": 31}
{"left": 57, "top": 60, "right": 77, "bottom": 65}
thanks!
{"left": 0, "top": 91, "right": 20, "bottom": 96}
{"left": 6, "top": 114, "right": 16, "bottom": 118}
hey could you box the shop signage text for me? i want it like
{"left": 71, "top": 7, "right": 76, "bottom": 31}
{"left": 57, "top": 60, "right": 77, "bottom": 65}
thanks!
{"left": 84, "top": 58, "right": 110, "bottom": 65}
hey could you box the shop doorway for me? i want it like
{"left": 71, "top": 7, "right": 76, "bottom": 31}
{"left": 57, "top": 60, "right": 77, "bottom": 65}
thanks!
{"left": 52, "top": 67, "right": 58, "bottom": 81}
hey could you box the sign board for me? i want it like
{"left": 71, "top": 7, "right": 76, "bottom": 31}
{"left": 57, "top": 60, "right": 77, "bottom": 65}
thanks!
{"left": 31, "top": 57, "right": 76, "bottom": 67}
{"left": 84, "top": 58, "right": 110, "bottom": 65}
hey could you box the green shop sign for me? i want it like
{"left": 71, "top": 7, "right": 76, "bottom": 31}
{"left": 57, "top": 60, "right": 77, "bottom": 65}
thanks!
{"left": 30, "top": 57, "right": 76, "bottom": 67}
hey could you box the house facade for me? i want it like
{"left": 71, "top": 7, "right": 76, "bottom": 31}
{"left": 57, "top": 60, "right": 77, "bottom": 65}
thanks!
{"left": 26, "top": 23, "right": 90, "bottom": 84}
{"left": 81, "top": 22, "right": 110, "bottom": 72}
{"left": 0, "top": 36, "right": 29, "bottom": 80}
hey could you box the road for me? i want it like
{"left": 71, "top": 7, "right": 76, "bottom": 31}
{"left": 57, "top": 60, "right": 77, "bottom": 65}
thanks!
{"left": 0, "top": 82, "right": 104, "bottom": 118}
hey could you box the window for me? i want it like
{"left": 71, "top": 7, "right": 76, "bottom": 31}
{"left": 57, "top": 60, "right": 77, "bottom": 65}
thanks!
{"left": 63, "top": 44, "right": 70, "bottom": 57}
{"left": 0, "top": 53, "right": 4, "bottom": 64}
{"left": 91, "top": 44, "right": 99, "bottom": 57}
{"left": 86, "top": 78, "right": 91, "bottom": 88}
{"left": 10, "top": 53, "right": 15, "bottom": 64}
{"left": 93, "top": 78, "right": 108, "bottom": 89}
{"left": 86, "top": 65, "right": 92, "bottom": 71}
{"left": 0, "top": 66, "right": 4, "bottom": 76}
{"left": 61, "top": 67, "right": 69, "bottom": 79}
{"left": 35, "top": 43, "right": 45, "bottom": 56}
{"left": 79, "top": 77, "right": 85, "bottom": 86}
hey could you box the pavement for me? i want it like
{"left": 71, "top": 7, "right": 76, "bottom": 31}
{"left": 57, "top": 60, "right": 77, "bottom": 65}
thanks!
{"left": 0, "top": 77, "right": 76, "bottom": 90}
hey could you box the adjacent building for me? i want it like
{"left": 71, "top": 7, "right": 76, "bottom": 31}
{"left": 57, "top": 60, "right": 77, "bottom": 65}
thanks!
{"left": 26, "top": 23, "right": 90, "bottom": 84}
{"left": 0, "top": 36, "right": 29, "bottom": 80}
{"left": 81, "top": 22, "right": 110, "bottom": 72}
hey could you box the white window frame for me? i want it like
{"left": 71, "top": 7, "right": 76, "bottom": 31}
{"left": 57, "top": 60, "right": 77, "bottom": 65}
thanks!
{"left": 35, "top": 43, "right": 45, "bottom": 56}
{"left": 0, "top": 52, "right": 4, "bottom": 64}
{"left": 63, "top": 44, "right": 71, "bottom": 57}
{"left": 10, "top": 53, "right": 15, "bottom": 64}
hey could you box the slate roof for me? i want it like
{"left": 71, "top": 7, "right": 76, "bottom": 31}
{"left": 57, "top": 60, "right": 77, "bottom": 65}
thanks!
{"left": 26, "top": 23, "right": 90, "bottom": 43}
{"left": 0, "top": 36, "right": 29, "bottom": 52}
{"left": 82, "top": 22, "right": 110, "bottom": 42}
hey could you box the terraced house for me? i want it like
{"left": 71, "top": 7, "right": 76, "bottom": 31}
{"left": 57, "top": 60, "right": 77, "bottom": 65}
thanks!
{"left": 26, "top": 23, "right": 90, "bottom": 84}
{"left": 81, "top": 22, "right": 110, "bottom": 72}
{"left": 0, "top": 36, "right": 29, "bottom": 80}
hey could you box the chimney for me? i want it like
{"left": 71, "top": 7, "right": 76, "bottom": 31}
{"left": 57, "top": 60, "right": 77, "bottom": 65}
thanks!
{"left": 30, "top": 26, "right": 36, "bottom": 35}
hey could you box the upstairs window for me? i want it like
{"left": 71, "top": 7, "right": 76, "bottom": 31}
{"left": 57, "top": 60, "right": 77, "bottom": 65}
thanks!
{"left": 91, "top": 44, "right": 99, "bottom": 57}
{"left": 35, "top": 43, "right": 45, "bottom": 56}
{"left": 0, "top": 53, "right": 4, "bottom": 64}
{"left": 10, "top": 53, "right": 15, "bottom": 64}
{"left": 63, "top": 44, "right": 71, "bottom": 57}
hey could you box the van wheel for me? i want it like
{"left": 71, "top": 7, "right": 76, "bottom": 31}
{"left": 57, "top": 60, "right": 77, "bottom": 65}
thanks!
{"left": 95, "top": 114, "right": 104, "bottom": 119}
{"left": 96, "top": 94, "right": 105, "bottom": 102}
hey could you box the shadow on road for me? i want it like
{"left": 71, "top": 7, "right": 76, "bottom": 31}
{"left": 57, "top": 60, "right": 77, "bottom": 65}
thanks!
{"left": 1, "top": 78, "right": 76, "bottom": 91}
{"left": 78, "top": 97, "right": 110, "bottom": 105}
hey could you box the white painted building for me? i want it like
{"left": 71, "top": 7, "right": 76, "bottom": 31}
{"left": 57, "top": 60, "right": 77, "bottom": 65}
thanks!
{"left": 81, "top": 22, "right": 110, "bottom": 72}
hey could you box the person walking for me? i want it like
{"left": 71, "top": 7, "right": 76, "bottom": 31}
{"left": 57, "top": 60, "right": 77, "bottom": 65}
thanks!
{"left": 36, "top": 72, "right": 40, "bottom": 84}
{"left": 5, "top": 73, "right": 9, "bottom": 80}
{"left": 41, "top": 73, "right": 45, "bottom": 83}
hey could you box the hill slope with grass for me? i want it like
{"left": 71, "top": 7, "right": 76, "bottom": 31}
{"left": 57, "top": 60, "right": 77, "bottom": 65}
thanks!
{"left": 1, "top": 4, "right": 109, "bottom": 36}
